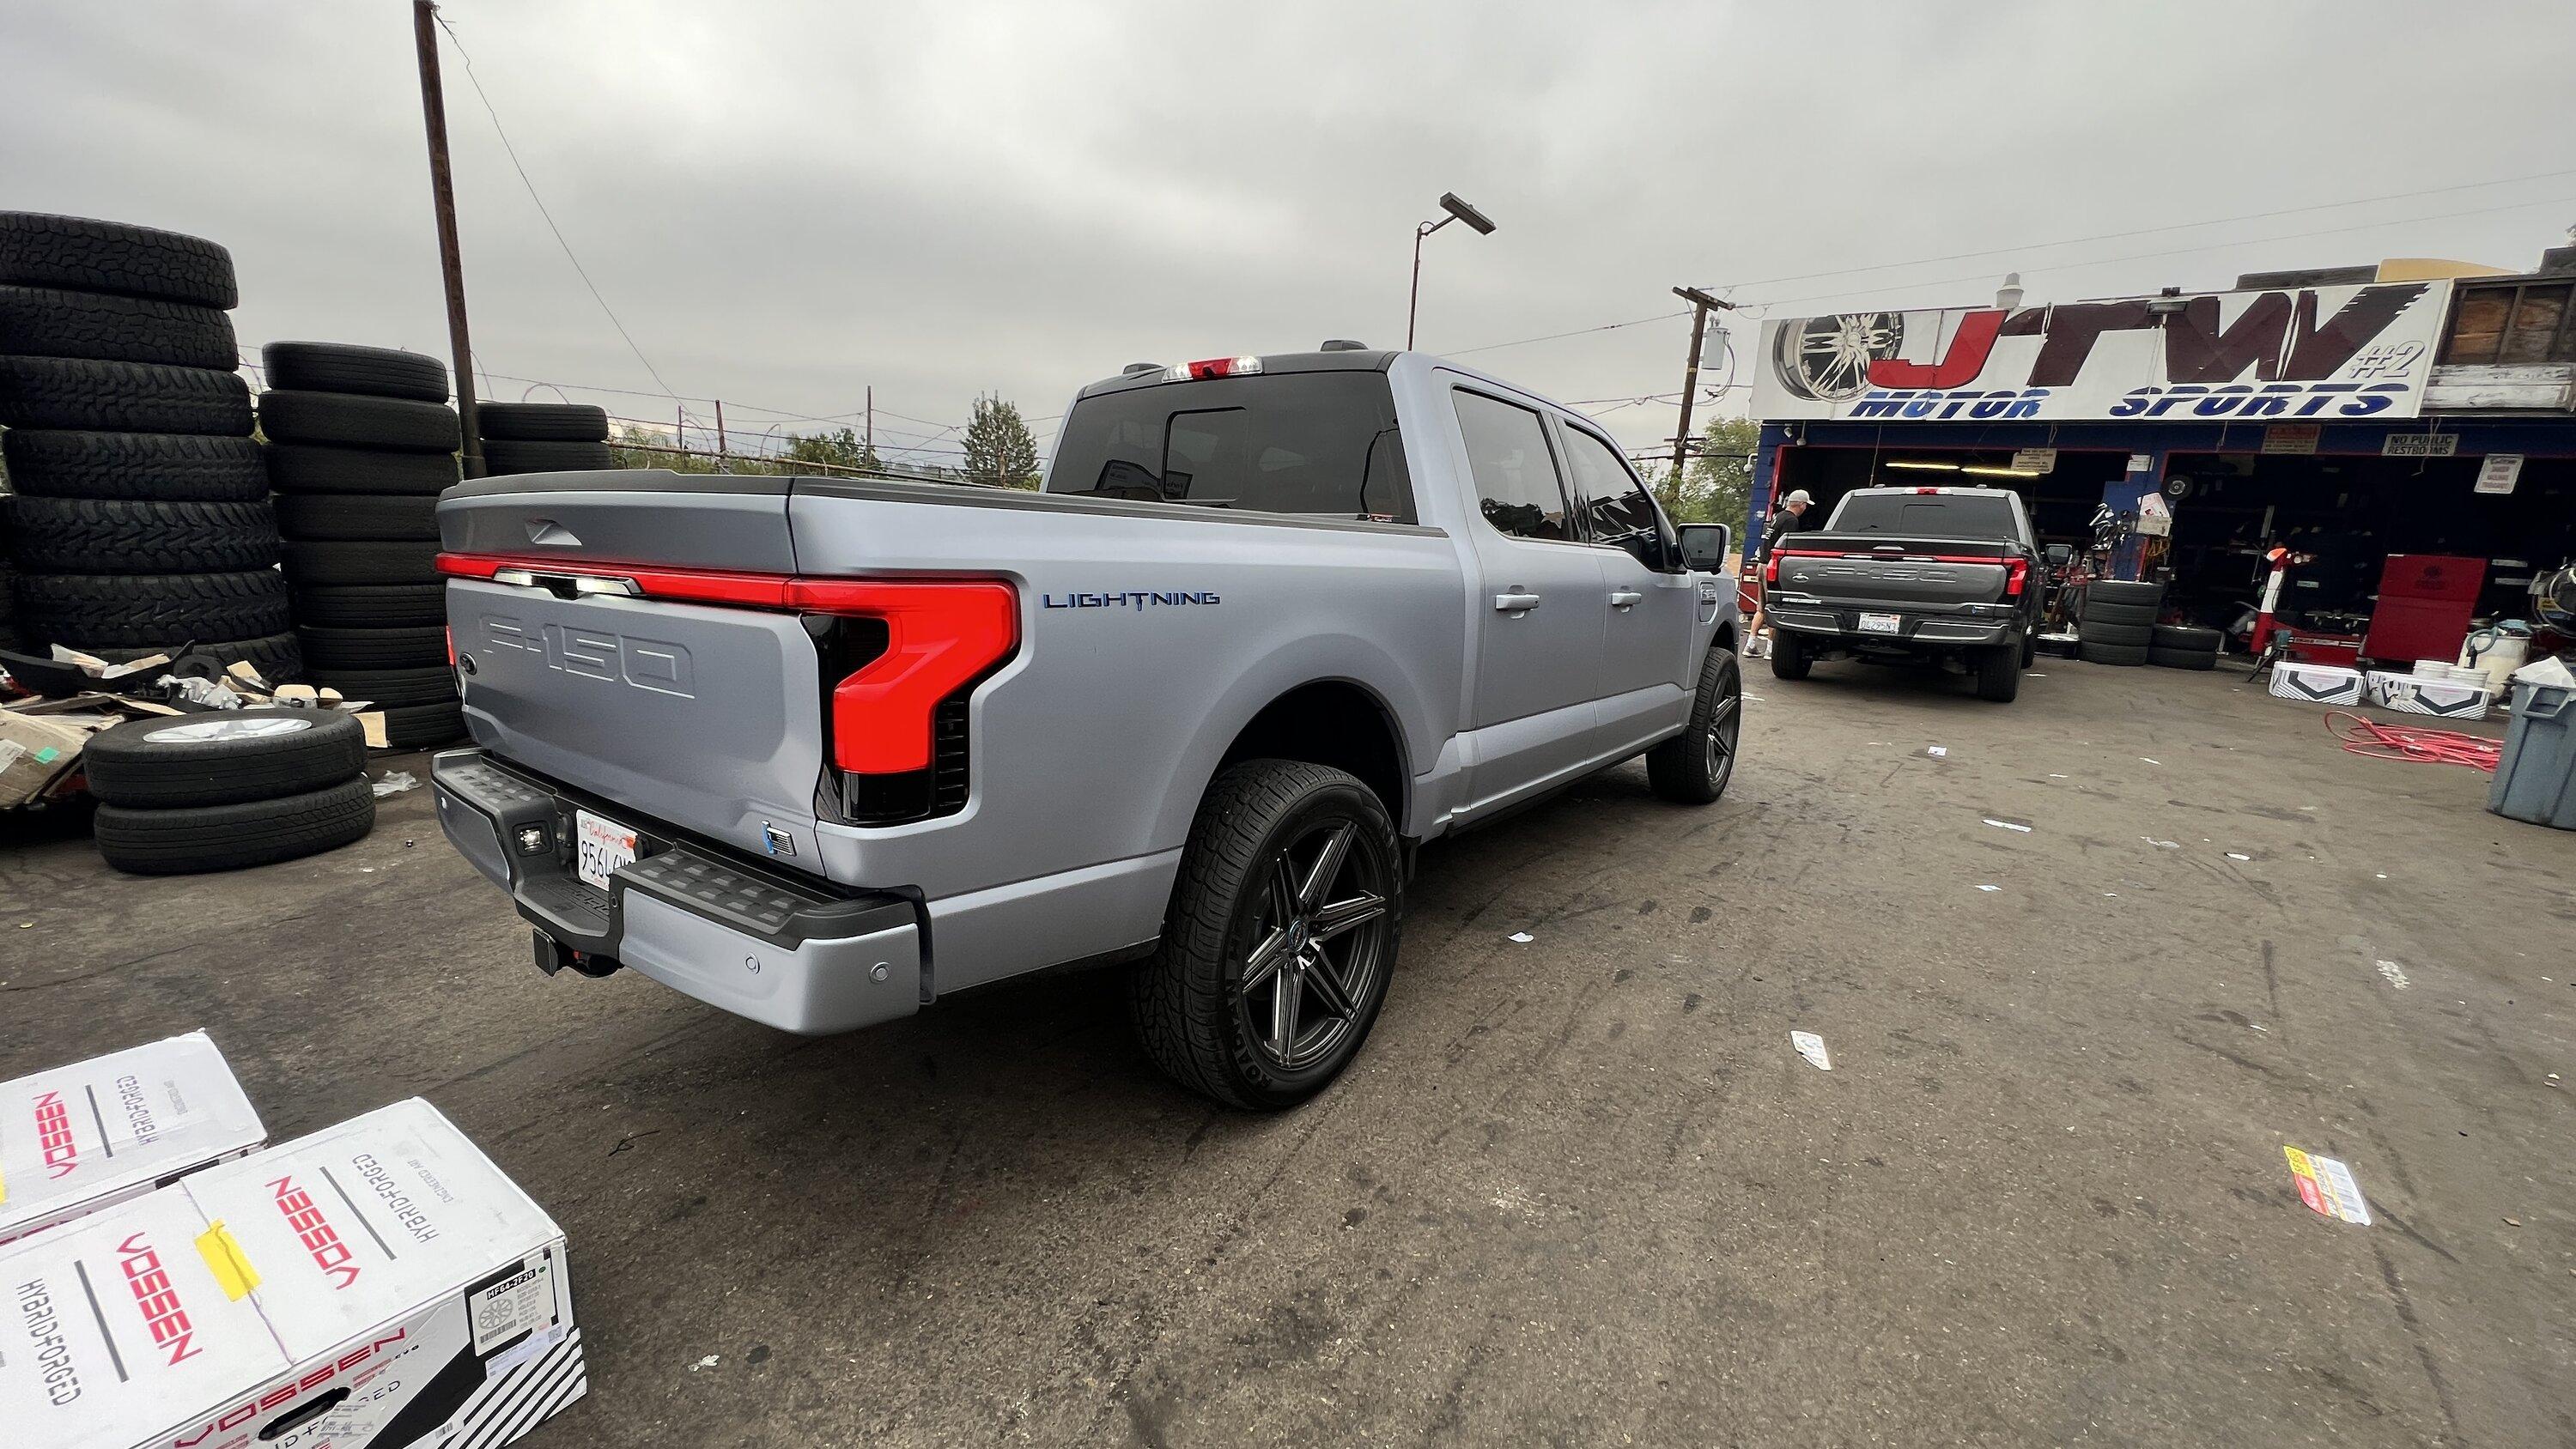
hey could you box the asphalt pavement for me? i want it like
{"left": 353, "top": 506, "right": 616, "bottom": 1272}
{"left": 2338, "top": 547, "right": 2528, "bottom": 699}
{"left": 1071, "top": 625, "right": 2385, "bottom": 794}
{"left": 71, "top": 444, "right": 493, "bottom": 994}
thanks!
{"left": 4, "top": 656, "right": 2572, "bottom": 1446}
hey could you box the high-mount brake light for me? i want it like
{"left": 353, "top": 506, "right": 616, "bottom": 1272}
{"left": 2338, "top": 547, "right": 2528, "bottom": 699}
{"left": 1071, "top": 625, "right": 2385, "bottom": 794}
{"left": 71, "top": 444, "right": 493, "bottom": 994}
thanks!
{"left": 437, "top": 553, "right": 1018, "bottom": 776}
{"left": 1164, "top": 355, "right": 1263, "bottom": 382}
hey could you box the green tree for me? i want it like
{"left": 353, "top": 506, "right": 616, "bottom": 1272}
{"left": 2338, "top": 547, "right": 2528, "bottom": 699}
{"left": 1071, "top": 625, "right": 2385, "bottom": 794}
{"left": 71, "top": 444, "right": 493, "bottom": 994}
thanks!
{"left": 781, "top": 426, "right": 880, "bottom": 474}
{"left": 1651, "top": 415, "right": 1759, "bottom": 534}
{"left": 960, "top": 395, "right": 1040, "bottom": 490}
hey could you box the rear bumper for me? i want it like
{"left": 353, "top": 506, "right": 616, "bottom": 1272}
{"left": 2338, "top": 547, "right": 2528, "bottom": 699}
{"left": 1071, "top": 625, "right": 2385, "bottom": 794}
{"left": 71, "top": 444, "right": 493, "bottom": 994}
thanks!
{"left": 1769, "top": 598, "right": 2020, "bottom": 647}
{"left": 432, "top": 749, "right": 923, "bottom": 1034}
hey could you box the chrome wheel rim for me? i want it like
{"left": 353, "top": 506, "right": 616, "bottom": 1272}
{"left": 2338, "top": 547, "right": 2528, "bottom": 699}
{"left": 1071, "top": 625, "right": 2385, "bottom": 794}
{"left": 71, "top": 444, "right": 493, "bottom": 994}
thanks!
{"left": 1236, "top": 818, "right": 1392, "bottom": 1071}
{"left": 145, "top": 715, "right": 313, "bottom": 744}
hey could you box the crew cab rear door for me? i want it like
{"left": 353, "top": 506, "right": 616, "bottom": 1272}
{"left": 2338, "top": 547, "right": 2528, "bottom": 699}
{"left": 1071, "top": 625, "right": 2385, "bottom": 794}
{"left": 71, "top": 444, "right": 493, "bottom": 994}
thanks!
{"left": 1552, "top": 417, "right": 1698, "bottom": 756}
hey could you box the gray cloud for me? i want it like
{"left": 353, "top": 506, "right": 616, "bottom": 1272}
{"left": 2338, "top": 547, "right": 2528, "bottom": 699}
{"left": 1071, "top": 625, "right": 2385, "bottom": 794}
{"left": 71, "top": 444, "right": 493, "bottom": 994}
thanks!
{"left": 5, "top": 0, "right": 2572, "bottom": 464}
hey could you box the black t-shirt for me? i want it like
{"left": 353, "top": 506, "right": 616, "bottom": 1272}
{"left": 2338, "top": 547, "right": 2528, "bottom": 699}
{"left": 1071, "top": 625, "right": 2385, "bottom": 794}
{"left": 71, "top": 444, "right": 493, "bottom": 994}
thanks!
{"left": 1765, "top": 506, "right": 1807, "bottom": 549}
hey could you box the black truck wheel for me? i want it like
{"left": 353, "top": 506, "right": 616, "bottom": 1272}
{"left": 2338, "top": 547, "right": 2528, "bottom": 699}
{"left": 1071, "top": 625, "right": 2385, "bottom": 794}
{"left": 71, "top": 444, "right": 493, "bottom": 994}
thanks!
{"left": 0, "top": 285, "right": 237, "bottom": 369}
{"left": 0, "top": 356, "right": 252, "bottom": 433}
{"left": 475, "top": 401, "right": 609, "bottom": 442}
{"left": 2, "top": 430, "right": 268, "bottom": 501}
{"left": 1769, "top": 630, "right": 1813, "bottom": 680}
{"left": 265, "top": 444, "right": 459, "bottom": 496}
{"left": 7, "top": 497, "right": 280, "bottom": 574}
{"left": 1974, "top": 643, "right": 2022, "bottom": 702}
{"left": 1129, "top": 759, "right": 1400, "bottom": 1110}
{"left": 94, "top": 776, "right": 374, "bottom": 876}
{"left": 0, "top": 213, "right": 238, "bottom": 308}
{"left": 257, "top": 390, "right": 460, "bottom": 452}
{"left": 1647, "top": 646, "right": 1741, "bottom": 803}
{"left": 83, "top": 707, "right": 367, "bottom": 808}
{"left": 258, "top": 342, "right": 447, "bottom": 402}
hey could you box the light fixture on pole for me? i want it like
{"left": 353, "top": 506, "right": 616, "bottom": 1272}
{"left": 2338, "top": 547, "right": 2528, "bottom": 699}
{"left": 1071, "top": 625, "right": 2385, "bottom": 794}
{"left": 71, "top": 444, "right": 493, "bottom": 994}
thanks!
{"left": 1407, "top": 191, "right": 1496, "bottom": 349}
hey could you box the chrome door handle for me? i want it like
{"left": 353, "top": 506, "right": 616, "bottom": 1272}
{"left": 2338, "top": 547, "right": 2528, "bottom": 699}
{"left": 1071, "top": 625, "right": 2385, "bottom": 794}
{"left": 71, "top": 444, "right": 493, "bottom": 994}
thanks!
{"left": 1494, "top": 592, "right": 1542, "bottom": 611}
{"left": 1608, "top": 590, "right": 1643, "bottom": 609}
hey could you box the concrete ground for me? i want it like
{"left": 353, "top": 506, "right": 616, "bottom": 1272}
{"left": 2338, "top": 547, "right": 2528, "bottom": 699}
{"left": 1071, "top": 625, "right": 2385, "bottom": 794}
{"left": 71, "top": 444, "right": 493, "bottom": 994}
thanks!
{"left": 5, "top": 658, "right": 2573, "bottom": 1446}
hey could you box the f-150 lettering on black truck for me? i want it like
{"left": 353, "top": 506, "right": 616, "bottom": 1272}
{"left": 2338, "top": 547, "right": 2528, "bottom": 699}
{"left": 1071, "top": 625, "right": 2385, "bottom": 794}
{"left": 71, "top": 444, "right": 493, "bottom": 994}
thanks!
{"left": 430, "top": 348, "right": 1743, "bottom": 1108}
{"left": 1760, "top": 483, "right": 2042, "bottom": 702}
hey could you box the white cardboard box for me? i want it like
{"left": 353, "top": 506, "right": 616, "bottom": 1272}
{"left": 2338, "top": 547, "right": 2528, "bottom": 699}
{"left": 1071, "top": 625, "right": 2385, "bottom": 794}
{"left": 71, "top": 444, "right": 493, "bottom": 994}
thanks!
{"left": 2366, "top": 670, "right": 2494, "bottom": 719}
{"left": 1, "top": 1032, "right": 265, "bottom": 1246}
{"left": 0, "top": 1098, "right": 584, "bottom": 1449}
{"left": 2269, "top": 663, "right": 2366, "bottom": 706}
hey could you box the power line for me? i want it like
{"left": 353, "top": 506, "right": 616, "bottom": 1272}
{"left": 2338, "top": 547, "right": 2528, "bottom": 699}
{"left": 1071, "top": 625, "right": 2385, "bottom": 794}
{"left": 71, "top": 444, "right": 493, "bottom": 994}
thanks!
{"left": 434, "top": 12, "right": 682, "bottom": 402}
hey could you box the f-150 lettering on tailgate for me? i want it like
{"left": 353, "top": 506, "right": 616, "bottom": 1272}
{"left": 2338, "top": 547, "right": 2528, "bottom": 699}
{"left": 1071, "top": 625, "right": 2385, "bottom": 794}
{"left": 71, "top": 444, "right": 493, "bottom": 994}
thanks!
{"left": 482, "top": 616, "right": 696, "bottom": 698}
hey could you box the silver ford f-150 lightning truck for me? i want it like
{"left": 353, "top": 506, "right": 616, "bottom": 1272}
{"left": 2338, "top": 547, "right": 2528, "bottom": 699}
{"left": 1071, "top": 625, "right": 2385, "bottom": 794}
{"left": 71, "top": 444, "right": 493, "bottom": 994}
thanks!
{"left": 430, "top": 347, "right": 1743, "bottom": 1108}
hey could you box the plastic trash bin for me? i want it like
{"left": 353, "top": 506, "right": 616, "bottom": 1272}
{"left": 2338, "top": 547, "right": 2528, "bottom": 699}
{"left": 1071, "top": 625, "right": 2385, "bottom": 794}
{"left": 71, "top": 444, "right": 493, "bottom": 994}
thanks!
{"left": 2487, "top": 682, "right": 2576, "bottom": 829}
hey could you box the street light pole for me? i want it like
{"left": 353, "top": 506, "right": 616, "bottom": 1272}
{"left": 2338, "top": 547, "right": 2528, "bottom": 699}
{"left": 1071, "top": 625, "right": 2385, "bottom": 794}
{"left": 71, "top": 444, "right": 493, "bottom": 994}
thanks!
{"left": 1405, "top": 192, "right": 1496, "bottom": 350}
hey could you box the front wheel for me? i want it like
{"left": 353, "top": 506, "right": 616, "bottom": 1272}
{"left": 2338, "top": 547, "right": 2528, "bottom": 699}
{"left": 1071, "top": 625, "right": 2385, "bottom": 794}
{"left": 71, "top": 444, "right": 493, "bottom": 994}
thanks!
{"left": 1648, "top": 646, "right": 1741, "bottom": 803}
{"left": 1129, "top": 759, "right": 1402, "bottom": 1110}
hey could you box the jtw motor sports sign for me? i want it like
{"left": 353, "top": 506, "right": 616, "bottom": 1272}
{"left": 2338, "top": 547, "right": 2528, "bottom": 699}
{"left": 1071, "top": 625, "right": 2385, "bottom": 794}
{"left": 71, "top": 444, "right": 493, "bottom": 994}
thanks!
{"left": 1752, "top": 281, "right": 2451, "bottom": 423}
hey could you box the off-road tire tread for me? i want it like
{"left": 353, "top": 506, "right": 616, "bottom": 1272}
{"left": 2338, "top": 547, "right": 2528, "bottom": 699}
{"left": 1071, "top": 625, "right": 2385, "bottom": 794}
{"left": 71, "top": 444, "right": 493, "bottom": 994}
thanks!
{"left": 2, "top": 430, "right": 266, "bottom": 500}
{"left": 0, "top": 356, "right": 252, "bottom": 433}
{"left": 0, "top": 213, "right": 237, "bottom": 308}
{"left": 0, "top": 285, "right": 236, "bottom": 368}
{"left": 14, "top": 568, "right": 290, "bottom": 646}
{"left": 7, "top": 497, "right": 280, "bottom": 573}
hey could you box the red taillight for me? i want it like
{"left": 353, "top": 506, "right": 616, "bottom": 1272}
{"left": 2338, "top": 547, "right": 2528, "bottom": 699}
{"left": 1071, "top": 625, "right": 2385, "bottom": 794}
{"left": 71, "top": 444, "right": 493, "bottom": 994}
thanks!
{"left": 446, "top": 627, "right": 455, "bottom": 667}
{"left": 438, "top": 554, "right": 1018, "bottom": 777}
{"left": 1170, "top": 355, "right": 1263, "bottom": 381}
{"left": 2003, "top": 557, "right": 2030, "bottom": 597}
{"left": 1763, "top": 556, "right": 1779, "bottom": 585}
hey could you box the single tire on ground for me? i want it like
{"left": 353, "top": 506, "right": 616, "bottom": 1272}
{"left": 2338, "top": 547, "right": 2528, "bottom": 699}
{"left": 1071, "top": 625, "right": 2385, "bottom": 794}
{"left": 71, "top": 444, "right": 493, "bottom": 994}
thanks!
{"left": 296, "top": 624, "right": 448, "bottom": 670}
{"left": 380, "top": 700, "right": 467, "bottom": 749}
{"left": 0, "top": 285, "right": 237, "bottom": 369}
{"left": 281, "top": 538, "right": 440, "bottom": 586}
{"left": 1974, "top": 643, "right": 2022, "bottom": 702}
{"left": 1127, "top": 758, "right": 1402, "bottom": 1110}
{"left": 475, "top": 401, "right": 610, "bottom": 442}
{"left": 2083, "top": 580, "right": 2167, "bottom": 609}
{"left": 2080, "top": 641, "right": 2152, "bottom": 666}
{"left": 2075, "top": 599, "right": 2157, "bottom": 629}
{"left": 2080, "top": 621, "right": 2153, "bottom": 649}
{"left": 272, "top": 493, "right": 438, "bottom": 542}
{"left": 85, "top": 631, "right": 303, "bottom": 686}
{"left": 256, "top": 390, "right": 460, "bottom": 452}
{"left": 13, "top": 568, "right": 289, "bottom": 646}
{"left": 7, "top": 497, "right": 280, "bottom": 574}
{"left": 1769, "top": 630, "right": 1813, "bottom": 680}
{"left": 0, "top": 213, "right": 237, "bottom": 309}
{"left": 94, "top": 776, "right": 374, "bottom": 876}
{"left": 264, "top": 444, "right": 459, "bottom": 497}
{"left": 83, "top": 706, "right": 367, "bottom": 809}
{"left": 479, "top": 438, "right": 615, "bottom": 474}
{"left": 1647, "top": 646, "right": 1741, "bottom": 803}
{"left": 0, "top": 355, "right": 252, "bottom": 433}
{"left": 2151, "top": 623, "right": 2224, "bottom": 652}
{"left": 3, "top": 431, "right": 266, "bottom": 501}
{"left": 258, "top": 342, "right": 447, "bottom": 403}
{"left": 2148, "top": 646, "right": 2221, "bottom": 670}
{"left": 289, "top": 583, "right": 447, "bottom": 627}
{"left": 307, "top": 664, "right": 457, "bottom": 707}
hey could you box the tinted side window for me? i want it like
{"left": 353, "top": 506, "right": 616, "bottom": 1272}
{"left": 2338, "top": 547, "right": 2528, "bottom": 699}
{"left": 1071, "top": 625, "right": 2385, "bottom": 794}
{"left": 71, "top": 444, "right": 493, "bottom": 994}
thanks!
{"left": 1560, "top": 425, "right": 1662, "bottom": 544}
{"left": 1451, "top": 391, "right": 1570, "bottom": 540}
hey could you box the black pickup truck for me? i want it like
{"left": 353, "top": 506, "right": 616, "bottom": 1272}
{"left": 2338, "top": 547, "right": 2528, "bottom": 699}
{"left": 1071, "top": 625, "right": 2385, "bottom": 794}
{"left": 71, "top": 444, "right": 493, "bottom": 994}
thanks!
{"left": 1761, "top": 485, "right": 2043, "bottom": 702}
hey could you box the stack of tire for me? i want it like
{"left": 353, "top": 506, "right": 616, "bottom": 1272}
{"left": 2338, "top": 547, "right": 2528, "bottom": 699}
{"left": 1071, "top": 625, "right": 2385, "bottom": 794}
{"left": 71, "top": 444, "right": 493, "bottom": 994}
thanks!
{"left": 82, "top": 707, "right": 374, "bottom": 875}
{"left": 258, "top": 341, "right": 465, "bottom": 749}
{"left": 477, "top": 403, "right": 613, "bottom": 474}
{"left": 2146, "top": 622, "right": 2223, "bottom": 671}
{"left": 0, "top": 213, "right": 296, "bottom": 680}
{"left": 2075, "top": 580, "right": 2166, "bottom": 668}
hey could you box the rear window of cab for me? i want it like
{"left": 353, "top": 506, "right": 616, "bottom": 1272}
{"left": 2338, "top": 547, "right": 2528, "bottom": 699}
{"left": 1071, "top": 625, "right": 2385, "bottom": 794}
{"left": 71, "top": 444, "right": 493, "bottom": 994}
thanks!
{"left": 1046, "top": 373, "right": 1414, "bottom": 522}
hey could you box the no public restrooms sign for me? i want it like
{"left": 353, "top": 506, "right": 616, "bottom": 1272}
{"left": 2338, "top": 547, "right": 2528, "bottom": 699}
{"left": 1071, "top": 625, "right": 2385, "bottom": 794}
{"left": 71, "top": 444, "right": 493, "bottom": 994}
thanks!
{"left": 1752, "top": 281, "right": 2451, "bottom": 425}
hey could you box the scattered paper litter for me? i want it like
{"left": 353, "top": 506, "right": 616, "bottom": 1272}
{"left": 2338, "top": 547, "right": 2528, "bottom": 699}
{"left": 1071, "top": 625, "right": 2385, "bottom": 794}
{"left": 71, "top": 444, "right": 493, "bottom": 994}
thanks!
{"left": 1975, "top": 884, "right": 2002, "bottom": 893}
{"left": 371, "top": 769, "right": 419, "bottom": 797}
{"left": 2143, "top": 837, "right": 2181, "bottom": 850}
{"left": 2376, "top": 960, "right": 2410, "bottom": 990}
{"left": 1741, "top": 693, "right": 1766, "bottom": 702}
{"left": 2139, "top": 757, "right": 2162, "bottom": 766}
{"left": 1507, "top": 931, "right": 1534, "bottom": 943}
{"left": 690, "top": 1355, "right": 721, "bottom": 1372}
{"left": 2047, "top": 773, "right": 2068, "bottom": 779}
{"left": 1790, "top": 1031, "right": 1832, "bottom": 1070}
{"left": 2284, "top": 1147, "right": 2372, "bottom": 1225}
{"left": 1983, "top": 818, "right": 2033, "bottom": 833}
{"left": 1924, "top": 745, "right": 1947, "bottom": 757}
{"left": 2225, "top": 852, "right": 2251, "bottom": 861}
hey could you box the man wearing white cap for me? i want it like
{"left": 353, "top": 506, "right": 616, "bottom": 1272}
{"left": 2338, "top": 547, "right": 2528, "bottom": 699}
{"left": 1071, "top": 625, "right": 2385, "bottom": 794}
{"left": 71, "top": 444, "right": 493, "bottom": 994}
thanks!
{"left": 1747, "top": 488, "right": 1814, "bottom": 657}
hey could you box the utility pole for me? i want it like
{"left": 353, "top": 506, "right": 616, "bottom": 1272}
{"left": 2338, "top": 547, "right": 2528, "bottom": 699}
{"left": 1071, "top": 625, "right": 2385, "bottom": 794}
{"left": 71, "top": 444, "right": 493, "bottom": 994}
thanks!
{"left": 714, "top": 399, "right": 727, "bottom": 459}
{"left": 412, "top": 2, "right": 483, "bottom": 477}
{"left": 1668, "top": 286, "right": 1735, "bottom": 488}
{"left": 864, "top": 385, "right": 873, "bottom": 462}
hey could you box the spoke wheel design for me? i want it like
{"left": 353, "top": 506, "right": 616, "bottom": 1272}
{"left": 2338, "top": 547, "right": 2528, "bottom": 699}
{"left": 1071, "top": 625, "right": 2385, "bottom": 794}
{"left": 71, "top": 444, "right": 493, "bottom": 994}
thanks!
{"left": 1705, "top": 679, "right": 1740, "bottom": 795}
{"left": 1776, "top": 311, "right": 1905, "bottom": 401}
{"left": 1235, "top": 818, "right": 1393, "bottom": 1071}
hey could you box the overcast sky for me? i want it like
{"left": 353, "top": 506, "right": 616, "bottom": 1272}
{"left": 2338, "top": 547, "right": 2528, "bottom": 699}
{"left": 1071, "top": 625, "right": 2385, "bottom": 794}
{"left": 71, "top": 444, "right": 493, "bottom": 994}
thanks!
{"left": 6, "top": 1, "right": 2573, "bottom": 469}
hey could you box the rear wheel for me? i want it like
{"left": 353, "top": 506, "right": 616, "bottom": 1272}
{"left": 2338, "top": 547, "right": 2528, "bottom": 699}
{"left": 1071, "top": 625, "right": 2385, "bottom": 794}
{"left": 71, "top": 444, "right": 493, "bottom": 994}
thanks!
{"left": 1770, "top": 629, "right": 1812, "bottom": 680}
{"left": 1647, "top": 646, "right": 1740, "bottom": 803}
{"left": 1129, "top": 759, "right": 1400, "bottom": 1110}
{"left": 1974, "top": 644, "right": 2021, "bottom": 701}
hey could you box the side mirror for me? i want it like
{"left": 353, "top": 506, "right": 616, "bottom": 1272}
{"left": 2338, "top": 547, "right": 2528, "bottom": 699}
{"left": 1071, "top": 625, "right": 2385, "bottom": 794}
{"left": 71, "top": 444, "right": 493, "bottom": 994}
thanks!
{"left": 1677, "top": 524, "right": 1732, "bottom": 573}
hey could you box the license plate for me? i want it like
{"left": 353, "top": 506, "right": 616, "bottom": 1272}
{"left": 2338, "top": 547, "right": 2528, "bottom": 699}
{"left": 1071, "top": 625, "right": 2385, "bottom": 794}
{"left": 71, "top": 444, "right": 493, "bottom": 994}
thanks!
{"left": 574, "top": 810, "right": 638, "bottom": 891}
{"left": 1858, "top": 612, "right": 1902, "bottom": 635}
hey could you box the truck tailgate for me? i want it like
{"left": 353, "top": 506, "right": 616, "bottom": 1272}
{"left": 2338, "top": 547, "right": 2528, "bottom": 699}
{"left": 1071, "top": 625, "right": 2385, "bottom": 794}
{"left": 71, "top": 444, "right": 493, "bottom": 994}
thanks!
{"left": 438, "top": 474, "right": 829, "bottom": 872}
{"left": 1773, "top": 533, "right": 2016, "bottom": 607}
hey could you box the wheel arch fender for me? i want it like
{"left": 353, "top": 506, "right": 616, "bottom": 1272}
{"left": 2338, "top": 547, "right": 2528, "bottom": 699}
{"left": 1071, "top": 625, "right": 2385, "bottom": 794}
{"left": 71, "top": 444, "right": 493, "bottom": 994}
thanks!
{"left": 1158, "top": 633, "right": 1436, "bottom": 846}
